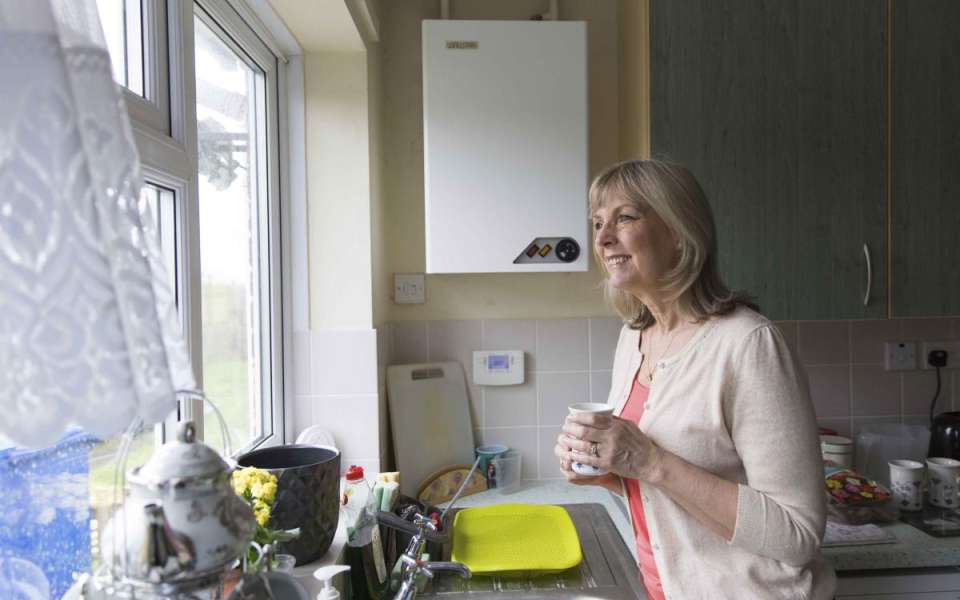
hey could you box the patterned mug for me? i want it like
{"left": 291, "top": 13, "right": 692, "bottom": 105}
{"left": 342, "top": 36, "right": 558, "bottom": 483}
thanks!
{"left": 926, "top": 457, "right": 960, "bottom": 509}
{"left": 889, "top": 459, "right": 924, "bottom": 511}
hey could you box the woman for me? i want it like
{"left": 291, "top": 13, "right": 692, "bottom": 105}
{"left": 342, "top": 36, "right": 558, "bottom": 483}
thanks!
{"left": 555, "top": 160, "right": 835, "bottom": 599}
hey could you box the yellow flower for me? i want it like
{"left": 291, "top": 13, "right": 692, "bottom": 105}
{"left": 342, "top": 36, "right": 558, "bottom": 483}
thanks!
{"left": 232, "top": 467, "right": 279, "bottom": 531}
{"left": 260, "top": 481, "right": 277, "bottom": 504}
{"left": 255, "top": 505, "right": 270, "bottom": 527}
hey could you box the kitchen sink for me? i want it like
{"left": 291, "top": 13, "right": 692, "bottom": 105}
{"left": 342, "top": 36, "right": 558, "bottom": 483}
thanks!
{"left": 419, "top": 503, "right": 645, "bottom": 599}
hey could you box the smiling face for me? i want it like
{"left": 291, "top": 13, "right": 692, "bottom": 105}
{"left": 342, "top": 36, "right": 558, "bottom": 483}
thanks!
{"left": 592, "top": 193, "right": 679, "bottom": 298}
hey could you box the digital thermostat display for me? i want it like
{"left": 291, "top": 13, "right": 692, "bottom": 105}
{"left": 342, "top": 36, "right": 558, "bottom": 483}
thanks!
{"left": 473, "top": 350, "right": 524, "bottom": 386}
{"left": 487, "top": 354, "right": 509, "bottom": 371}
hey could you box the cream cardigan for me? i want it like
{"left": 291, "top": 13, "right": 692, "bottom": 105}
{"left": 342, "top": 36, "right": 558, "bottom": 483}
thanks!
{"left": 608, "top": 307, "right": 836, "bottom": 599}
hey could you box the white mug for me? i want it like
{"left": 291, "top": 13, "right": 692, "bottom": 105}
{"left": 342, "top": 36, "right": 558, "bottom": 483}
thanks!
{"left": 566, "top": 403, "right": 614, "bottom": 477}
{"left": 926, "top": 457, "right": 960, "bottom": 509}
{"left": 888, "top": 459, "right": 924, "bottom": 512}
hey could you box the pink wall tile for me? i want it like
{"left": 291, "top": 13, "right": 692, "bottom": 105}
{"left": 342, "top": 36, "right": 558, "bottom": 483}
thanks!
{"left": 798, "top": 321, "right": 850, "bottom": 365}
{"left": 807, "top": 365, "right": 851, "bottom": 418}
{"left": 902, "top": 369, "right": 952, "bottom": 415}
{"left": 774, "top": 321, "right": 798, "bottom": 353}
{"left": 900, "top": 318, "right": 955, "bottom": 342}
{"left": 817, "top": 417, "right": 852, "bottom": 438}
{"left": 852, "top": 365, "right": 900, "bottom": 416}
{"left": 851, "top": 319, "right": 901, "bottom": 365}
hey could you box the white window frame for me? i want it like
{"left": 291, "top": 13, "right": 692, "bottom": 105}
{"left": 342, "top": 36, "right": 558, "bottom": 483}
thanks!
{"left": 120, "top": 0, "right": 171, "bottom": 135}
{"left": 125, "top": 0, "right": 292, "bottom": 453}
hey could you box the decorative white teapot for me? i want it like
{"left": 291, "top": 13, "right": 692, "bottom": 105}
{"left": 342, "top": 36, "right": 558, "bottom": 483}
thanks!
{"left": 101, "top": 421, "right": 255, "bottom": 585}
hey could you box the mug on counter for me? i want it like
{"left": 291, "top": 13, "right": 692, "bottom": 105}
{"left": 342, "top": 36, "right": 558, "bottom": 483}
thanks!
{"left": 888, "top": 459, "right": 924, "bottom": 511}
{"left": 567, "top": 403, "right": 614, "bottom": 477}
{"left": 926, "top": 457, "right": 960, "bottom": 509}
{"left": 476, "top": 444, "right": 509, "bottom": 488}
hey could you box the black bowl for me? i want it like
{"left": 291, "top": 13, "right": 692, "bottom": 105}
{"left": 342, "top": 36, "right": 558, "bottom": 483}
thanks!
{"left": 237, "top": 444, "right": 340, "bottom": 565}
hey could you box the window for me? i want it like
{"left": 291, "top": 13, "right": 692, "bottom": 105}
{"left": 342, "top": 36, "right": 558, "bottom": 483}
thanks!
{"left": 194, "top": 7, "right": 281, "bottom": 453}
{"left": 95, "top": 0, "right": 144, "bottom": 95}
{"left": 0, "top": 1, "right": 291, "bottom": 594}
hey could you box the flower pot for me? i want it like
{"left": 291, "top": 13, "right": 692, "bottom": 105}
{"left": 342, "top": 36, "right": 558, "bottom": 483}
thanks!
{"left": 237, "top": 445, "right": 340, "bottom": 564}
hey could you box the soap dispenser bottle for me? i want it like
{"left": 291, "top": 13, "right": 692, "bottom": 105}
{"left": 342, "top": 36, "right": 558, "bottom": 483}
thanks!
{"left": 314, "top": 565, "right": 351, "bottom": 600}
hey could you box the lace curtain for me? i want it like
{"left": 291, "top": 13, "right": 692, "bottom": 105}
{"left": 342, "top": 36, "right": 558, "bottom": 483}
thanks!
{"left": 0, "top": 0, "right": 194, "bottom": 448}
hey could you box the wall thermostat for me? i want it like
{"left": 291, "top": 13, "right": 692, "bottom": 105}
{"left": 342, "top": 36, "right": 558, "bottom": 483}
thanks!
{"left": 472, "top": 350, "right": 524, "bottom": 386}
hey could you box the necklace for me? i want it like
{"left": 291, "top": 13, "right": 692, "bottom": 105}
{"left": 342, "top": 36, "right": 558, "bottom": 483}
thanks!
{"left": 642, "top": 325, "right": 683, "bottom": 382}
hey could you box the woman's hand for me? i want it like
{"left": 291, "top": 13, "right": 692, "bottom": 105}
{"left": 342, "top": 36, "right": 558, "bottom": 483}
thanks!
{"left": 558, "top": 411, "right": 663, "bottom": 483}
{"left": 554, "top": 437, "right": 623, "bottom": 494}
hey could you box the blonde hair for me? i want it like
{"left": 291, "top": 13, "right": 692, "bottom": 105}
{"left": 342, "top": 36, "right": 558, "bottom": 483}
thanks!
{"left": 589, "top": 159, "right": 756, "bottom": 329}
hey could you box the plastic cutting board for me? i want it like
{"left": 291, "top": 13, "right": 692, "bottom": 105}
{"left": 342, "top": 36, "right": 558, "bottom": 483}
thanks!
{"left": 386, "top": 362, "right": 476, "bottom": 497}
{"left": 451, "top": 504, "right": 582, "bottom": 574}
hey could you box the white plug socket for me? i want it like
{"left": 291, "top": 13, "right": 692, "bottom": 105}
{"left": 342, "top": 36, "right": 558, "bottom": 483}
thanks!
{"left": 884, "top": 341, "right": 917, "bottom": 371}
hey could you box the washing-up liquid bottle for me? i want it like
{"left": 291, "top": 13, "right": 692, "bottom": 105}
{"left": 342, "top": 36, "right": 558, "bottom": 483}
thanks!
{"left": 313, "top": 564, "right": 351, "bottom": 600}
{"left": 342, "top": 465, "right": 372, "bottom": 537}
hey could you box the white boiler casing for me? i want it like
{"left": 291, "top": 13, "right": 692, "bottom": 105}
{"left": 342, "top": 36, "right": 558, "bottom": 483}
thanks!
{"left": 422, "top": 19, "right": 588, "bottom": 274}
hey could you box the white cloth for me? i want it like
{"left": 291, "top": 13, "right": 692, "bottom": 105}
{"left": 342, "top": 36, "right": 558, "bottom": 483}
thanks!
{"left": 0, "top": 0, "right": 194, "bottom": 447}
{"left": 608, "top": 307, "right": 836, "bottom": 599}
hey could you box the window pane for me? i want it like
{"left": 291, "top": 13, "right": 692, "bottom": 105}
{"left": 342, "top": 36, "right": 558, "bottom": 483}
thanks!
{"left": 139, "top": 183, "right": 178, "bottom": 301}
{"left": 95, "top": 0, "right": 144, "bottom": 95}
{"left": 194, "top": 16, "right": 269, "bottom": 453}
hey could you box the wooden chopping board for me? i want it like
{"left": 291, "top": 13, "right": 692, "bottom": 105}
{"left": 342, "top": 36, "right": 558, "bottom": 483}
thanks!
{"left": 387, "top": 362, "right": 476, "bottom": 497}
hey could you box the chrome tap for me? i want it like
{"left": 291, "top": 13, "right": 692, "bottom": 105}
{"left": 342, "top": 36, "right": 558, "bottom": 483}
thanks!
{"left": 392, "top": 514, "right": 470, "bottom": 600}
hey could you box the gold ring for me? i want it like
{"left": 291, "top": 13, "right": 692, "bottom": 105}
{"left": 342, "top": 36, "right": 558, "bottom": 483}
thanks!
{"left": 590, "top": 442, "right": 600, "bottom": 457}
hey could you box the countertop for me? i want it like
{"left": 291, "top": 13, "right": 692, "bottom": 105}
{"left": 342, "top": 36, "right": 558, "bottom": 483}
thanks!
{"left": 442, "top": 479, "right": 960, "bottom": 573}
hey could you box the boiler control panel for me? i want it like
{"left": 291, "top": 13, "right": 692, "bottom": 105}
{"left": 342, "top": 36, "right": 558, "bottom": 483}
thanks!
{"left": 472, "top": 350, "right": 524, "bottom": 386}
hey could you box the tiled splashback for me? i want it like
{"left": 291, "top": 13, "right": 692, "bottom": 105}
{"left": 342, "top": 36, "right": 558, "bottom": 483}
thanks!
{"left": 382, "top": 317, "right": 960, "bottom": 481}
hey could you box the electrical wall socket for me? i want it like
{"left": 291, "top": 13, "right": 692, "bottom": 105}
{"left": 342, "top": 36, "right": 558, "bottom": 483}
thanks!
{"left": 884, "top": 341, "right": 917, "bottom": 371}
{"left": 921, "top": 341, "right": 960, "bottom": 370}
{"left": 394, "top": 273, "right": 425, "bottom": 304}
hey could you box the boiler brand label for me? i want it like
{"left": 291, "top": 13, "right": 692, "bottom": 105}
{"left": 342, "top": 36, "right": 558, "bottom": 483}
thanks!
{"left": 446, "top": 41, "right": 478, "bottom": 49}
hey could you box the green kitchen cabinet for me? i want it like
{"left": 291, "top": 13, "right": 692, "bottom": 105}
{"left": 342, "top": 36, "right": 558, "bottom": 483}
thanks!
{"left": 650, "top": 0, "right": 886, "bottom": 320}
{"left": 890, "top": 0, "right": 960, "bottom": 317}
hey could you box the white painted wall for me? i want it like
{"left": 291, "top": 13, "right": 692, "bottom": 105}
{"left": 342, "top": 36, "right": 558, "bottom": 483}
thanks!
{"left": 305, "top": 52, "right": 374, "bottom": 331}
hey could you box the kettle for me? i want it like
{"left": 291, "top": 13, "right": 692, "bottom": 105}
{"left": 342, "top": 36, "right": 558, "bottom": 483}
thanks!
{"left": 929, "top": 412, "right": 960, "bottom": 459}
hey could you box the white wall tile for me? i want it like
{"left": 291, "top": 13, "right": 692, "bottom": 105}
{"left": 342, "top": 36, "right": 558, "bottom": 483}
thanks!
{"left": 310, "top": 394, "right": 380, "bottom": 467}
{"left": 392, "top": 321, "right": 428, "bottom": 364}
{"left": 477, "top": 427, "right": 539, "bottom": 480}
{"left": 310, "top": 329, "right": 378, "bottom": 395}
{"left": 590, "top": 371, "right": 613, "bottom": 404}
{"left": 428, "top": 320, "right": 483, "bottom": 420}
{"left": 483, "top": 319, "right": 537, "bottom": 372}
{"left": 485, "top": 375, "right": 538, "bottom": 428}
{"left": 589, "top": 317, "right": 622, "bottom": 370}
{"left": 538, "top": 426, "right": 564, "bottom": 479}
{"left": 537, "top": 318, "right": 589, "bottom": 371}
{"left": 538, "top": 372, "right": 590, "bottom": 428}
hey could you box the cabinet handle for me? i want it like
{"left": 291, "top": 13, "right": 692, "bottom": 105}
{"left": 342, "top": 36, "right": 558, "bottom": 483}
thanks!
{"left": 863, "top": 243, "right": 871, "bottom": 307}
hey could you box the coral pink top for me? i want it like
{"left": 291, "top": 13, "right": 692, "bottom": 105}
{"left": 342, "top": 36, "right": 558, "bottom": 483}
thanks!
{"left": 620, "top": 378, "right": 665, "bottom": 600}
